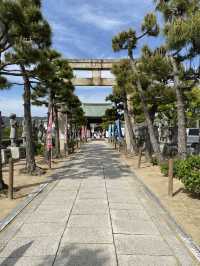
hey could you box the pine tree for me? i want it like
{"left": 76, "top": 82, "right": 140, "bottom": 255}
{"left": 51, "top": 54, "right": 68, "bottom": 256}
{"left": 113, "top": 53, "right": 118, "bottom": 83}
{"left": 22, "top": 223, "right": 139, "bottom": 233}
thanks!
{"left": 112, "top": 13, "right": 165, "bottom": 162}
{"left": 32, "top": 50, "right": 75, "bottom": 158}
{"left": 0, "top": 79, "right": 10, "bottom": 189}
{"left": 0, "top": 0, "right": 51, "bottom": 174}
{"left": 154, "top": 0, "right": 200, "bottom": 158}
{"left": 112, "top": 60, "right": 138, "bottom": 153}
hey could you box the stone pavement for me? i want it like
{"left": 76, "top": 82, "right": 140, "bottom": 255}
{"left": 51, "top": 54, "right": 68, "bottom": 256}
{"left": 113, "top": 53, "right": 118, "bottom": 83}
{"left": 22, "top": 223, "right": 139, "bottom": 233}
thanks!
{"left": 0, "top": 141, "right": 198, "bottom": 266}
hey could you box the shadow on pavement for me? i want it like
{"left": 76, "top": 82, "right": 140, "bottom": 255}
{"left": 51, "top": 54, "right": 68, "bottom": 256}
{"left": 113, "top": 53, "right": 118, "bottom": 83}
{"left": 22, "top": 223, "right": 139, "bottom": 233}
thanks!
{"left": 0, "top": 241, "right": 33, "bottom": 266}
{"left": 39, "top": 244, "right": 111, "bottom": 266}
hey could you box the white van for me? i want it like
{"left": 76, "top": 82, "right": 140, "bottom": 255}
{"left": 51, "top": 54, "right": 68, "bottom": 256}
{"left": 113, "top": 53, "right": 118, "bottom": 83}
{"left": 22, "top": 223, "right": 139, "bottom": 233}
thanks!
{"left": 186, "top": 128, "right": 200, "bottom": 154}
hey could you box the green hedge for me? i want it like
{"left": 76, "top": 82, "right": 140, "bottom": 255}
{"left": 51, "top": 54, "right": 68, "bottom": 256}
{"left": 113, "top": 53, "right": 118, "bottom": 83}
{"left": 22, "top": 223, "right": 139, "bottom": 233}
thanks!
{"left": 160, "top": 156, "right": 200, "bottom": 195}
{"left": 35, "top": 143, "right": 45, "bottom": 156}
{"left": 160, "top": 159, "right": 182, "bottom": 177}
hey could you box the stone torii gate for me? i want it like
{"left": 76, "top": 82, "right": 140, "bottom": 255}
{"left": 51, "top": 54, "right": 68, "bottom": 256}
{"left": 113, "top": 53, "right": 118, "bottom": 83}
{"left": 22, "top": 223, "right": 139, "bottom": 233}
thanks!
{"left": 59, "top": 58, "right": 132, "bottom": 152}
{"left": 68, "top": 59, "right": 121, "bottom": 86}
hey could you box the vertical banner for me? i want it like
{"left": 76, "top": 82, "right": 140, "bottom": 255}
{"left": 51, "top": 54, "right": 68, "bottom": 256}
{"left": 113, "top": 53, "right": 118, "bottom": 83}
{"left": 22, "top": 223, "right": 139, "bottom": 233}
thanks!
{"left": 108, "top": 124, "right": 112, "bottom": 139}
{"left": 0, "top": 111, "right": 3, "bottom": 185}
{"left": 46, "top": 108, "right": 53, "bottom": 152}
{"left": 115, "top": 119, "right": 123, "bottom": 141}
{"left": 81, "top": 126, "right": 85, "bottom": 141}
{"left": 84, "top": 126, "right": 87, "bottom": 141}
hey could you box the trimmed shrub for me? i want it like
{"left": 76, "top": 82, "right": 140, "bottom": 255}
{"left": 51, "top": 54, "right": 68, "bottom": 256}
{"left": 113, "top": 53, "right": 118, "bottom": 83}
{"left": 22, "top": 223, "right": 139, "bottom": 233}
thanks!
{"left": 178, "top": 156, "right": 200, "bottom": 195}
{"left": 35, "top": 143, "right": 45, "bottom": 156}
{"left": 182, "top": 171, "right": 200, "bottom": 195}
{"left": 160, "top": 156, "right": 200, "bottom": 195}
{"left": 151, "top": 156, "right": 158, "bottom": 166}
{"left": 160, "top": 159, "right": 182, "bottom": 177}
{"left": 160, "top": 162, "right": 168, "bottom": 176}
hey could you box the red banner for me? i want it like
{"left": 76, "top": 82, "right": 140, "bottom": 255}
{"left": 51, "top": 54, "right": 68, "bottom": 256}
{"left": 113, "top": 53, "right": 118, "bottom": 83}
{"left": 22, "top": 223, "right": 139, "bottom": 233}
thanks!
{"left": 46, "top": 109, "right": 53, "bottom": 151}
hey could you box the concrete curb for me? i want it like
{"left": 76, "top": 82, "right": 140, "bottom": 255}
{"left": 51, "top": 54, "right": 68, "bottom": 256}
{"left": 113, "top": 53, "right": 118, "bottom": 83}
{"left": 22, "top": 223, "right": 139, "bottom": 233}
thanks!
{"left": 131, "top": 168, "right": 200, "bottom": 263}
{"left": 0, "top": 182, "right": 49, "bottom": 232}
{"left": 0, "top": 150, "right": 81, "bottom": 233}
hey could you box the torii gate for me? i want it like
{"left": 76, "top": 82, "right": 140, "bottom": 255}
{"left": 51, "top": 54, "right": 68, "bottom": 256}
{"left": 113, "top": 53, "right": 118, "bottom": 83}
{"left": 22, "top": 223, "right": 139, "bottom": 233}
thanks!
{"left": 59, "top": 58, "right": 132, "bottom": 152}
{"left": 68, "top": 59, "right": 121, "bottom": 86}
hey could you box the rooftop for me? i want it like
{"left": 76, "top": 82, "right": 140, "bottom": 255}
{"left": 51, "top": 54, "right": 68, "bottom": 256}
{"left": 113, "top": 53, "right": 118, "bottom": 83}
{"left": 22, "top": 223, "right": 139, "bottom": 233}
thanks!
{"left": 82, "top": 103, "right": 112, "bottom": 118}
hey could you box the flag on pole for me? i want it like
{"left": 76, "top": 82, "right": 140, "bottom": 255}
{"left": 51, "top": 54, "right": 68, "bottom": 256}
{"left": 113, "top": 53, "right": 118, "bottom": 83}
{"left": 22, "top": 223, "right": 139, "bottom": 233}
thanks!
{"left": 46, "top": 108, "right": 53, "bottom": 151}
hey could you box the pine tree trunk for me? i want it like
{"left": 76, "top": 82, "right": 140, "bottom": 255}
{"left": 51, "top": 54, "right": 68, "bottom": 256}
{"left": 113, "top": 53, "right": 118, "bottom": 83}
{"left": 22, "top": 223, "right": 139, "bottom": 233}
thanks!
{"left": 123, "top": 95, "right": 138, "bottom": 154}
{"left": 20, "top": 65, "right": 38, "bottom": 174}
{"left": 145, "top": 131, "right": 153, "bottom": 162}
{"left": 130, "top": 59, "right": 163, "bottom": 163}
{"left": 54, "top": 105, "right": 61, "bottom": 158}
{"left": 171, "top": 58, "right": 187, "bottom": 159}
{"left": 46, "top": 88, "right": 53, "bottom": 165}
{"left": 127, "top": 93, "right": 135, "bottom": 128}
{"left": 65, "top": 112, "right": 69, "bottom": 155}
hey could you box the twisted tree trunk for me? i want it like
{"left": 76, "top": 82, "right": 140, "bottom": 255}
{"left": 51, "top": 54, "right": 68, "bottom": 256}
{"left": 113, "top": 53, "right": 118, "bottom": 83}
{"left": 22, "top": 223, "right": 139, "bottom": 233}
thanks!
{"left": 20, "top": 65, "right": 38, "bottom": 175}
{"left": 171, "top": 58, "right": 187, "bottom": 159}
{"left": 46, "top": 88, "right": 53, "bottom": 167}
{"left": 65, "top": 112, "right": 69, "bottom": 155}
{"left": 54, "top": 105, "right": 61, "bottom": 158}
{"left": 130, "top": 58, "right": 163, "bottom": 163}
{"left": 123, "top": 94, "right": 138, "bottom": 154}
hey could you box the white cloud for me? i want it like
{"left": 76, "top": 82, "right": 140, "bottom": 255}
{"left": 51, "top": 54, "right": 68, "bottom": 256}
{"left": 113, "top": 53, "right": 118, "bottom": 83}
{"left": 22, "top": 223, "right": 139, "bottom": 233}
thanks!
{"left": 2, "top": 64, "right": 23, "bottom": 84}
{"left": 75, "top": 4, "right": 126, "bottom": 31}
{"left": 50, "top": 21, "right": 101, "bottom": 57}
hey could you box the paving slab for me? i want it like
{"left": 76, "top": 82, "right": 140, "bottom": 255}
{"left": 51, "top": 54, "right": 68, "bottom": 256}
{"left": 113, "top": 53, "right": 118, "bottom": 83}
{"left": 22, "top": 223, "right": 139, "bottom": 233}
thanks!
{"left": 117, "top": 255, "right": 178, "bottom": 266}
{"left": 112, "top": 217, "right": 160, "bottom": 235}
{"left": 14, "top": 222, "right": 64, "bottom": 238}
{"left": 77, "top": 191, "right": 107, "bottom": 199}
{"left": 79, "top": 188, "right": 106, "bottom": 194}
{"left": 68, "top": 214, "right": 111, "bottom": 228}
{"left": 110, "top": 209, "right": 151, "bottom": 221}
{"left": 107, "top": 195, "right": 139, "bottom": 204}
{"left": 25, "top": 211, "right": 70, "bottom": 224}
{"left": 0, "top": 256, "right": 55, "bottom": 266}
{"left": 54, "top": 244, "right": 117, "bottom": 266}
{"left": 109, "top": 202, "right": 141, "bottom": 210}
{"left": 62, "top": 227, "right": 113, "bottom": 244}
{"left": 0, "top": 236, "right": 60, "bottom": 257}
{"left": 72, "top": 201, "right": 109, "bottom": 215}
{"left": 36, "top": 203, "right": 73, "bottom": 212}
{"left": 41, "top": 196, "right": 75, "bottom": 203}
{"left": 114, "top": 234, "right": 173, "bottom": 256}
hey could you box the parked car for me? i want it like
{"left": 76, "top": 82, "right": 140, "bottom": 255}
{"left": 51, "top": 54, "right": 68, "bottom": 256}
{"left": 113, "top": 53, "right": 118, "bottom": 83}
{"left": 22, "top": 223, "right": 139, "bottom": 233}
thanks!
{"left": 186, "top": 128, "right": 200, "bottom": 154}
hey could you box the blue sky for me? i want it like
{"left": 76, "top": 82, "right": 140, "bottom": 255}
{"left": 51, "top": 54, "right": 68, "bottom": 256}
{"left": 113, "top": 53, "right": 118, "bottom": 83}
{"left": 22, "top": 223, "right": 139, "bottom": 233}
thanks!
{"left": 0, "top": 0, "right": 162, "bottom": 116}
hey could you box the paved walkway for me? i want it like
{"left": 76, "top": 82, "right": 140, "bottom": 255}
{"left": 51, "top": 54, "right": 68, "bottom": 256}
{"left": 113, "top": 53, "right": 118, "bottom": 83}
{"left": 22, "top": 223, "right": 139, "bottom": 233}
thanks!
{"left": 0, "top": 142, "right": 198, "bottom": 265}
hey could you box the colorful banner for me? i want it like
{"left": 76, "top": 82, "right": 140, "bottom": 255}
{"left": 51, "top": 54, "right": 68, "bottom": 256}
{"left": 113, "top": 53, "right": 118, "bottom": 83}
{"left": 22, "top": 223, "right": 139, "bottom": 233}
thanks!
{"left": 46, "top": 108, "right": 53, "bottom": 151}
{"left": 115, "top": 119, "right": 123, "bottom": 141}
{"left": 108, "top": 124, "right": 112, "bottom": 138}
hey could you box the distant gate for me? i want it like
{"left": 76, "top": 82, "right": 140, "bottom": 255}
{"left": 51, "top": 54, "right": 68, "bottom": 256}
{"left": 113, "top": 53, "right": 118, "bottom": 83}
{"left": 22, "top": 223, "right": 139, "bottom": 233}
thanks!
{"left": 68, "top": 59, "right": 121, "bottom": 86}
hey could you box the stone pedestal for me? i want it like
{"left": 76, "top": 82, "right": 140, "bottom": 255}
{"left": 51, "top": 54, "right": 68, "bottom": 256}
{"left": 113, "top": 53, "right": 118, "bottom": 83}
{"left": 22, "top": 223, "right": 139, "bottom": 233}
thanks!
{"left": 1, "top": 149, "right": 11, "bottom": 164}
{"left": 9, "top": 147, "right": 26, "bottom": 160}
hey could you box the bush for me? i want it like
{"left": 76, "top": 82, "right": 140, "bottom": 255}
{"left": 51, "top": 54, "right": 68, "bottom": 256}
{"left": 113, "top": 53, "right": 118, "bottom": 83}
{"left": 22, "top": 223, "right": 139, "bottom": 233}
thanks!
{"left": 178, "top": 156, "right": 200, "bottom": 195}
{"left": 160, "top": 156, "right": 200, "bottom": 195}
{"left": 2, "top": 127, "right": 10, "bottom": 139}
{"left": 182, "top": 171, "right": 200, "bottom": 195}
{"left": 160, "top": 162, "right": 168, "bottom": 176}
{"left": 151, "top": 156, "right": 158, "bottom": 166}
{"left": 35, "top": 143, "right": 45, "bottom": 156}
{"left": 160, "top": 159, "right": 182, "bottom": 177}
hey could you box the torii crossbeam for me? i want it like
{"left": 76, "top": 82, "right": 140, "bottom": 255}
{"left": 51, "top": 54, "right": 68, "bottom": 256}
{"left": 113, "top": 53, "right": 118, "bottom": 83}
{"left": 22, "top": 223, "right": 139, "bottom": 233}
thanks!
{"left": 68, "top": 59, "right": 121, "bottom": 86}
